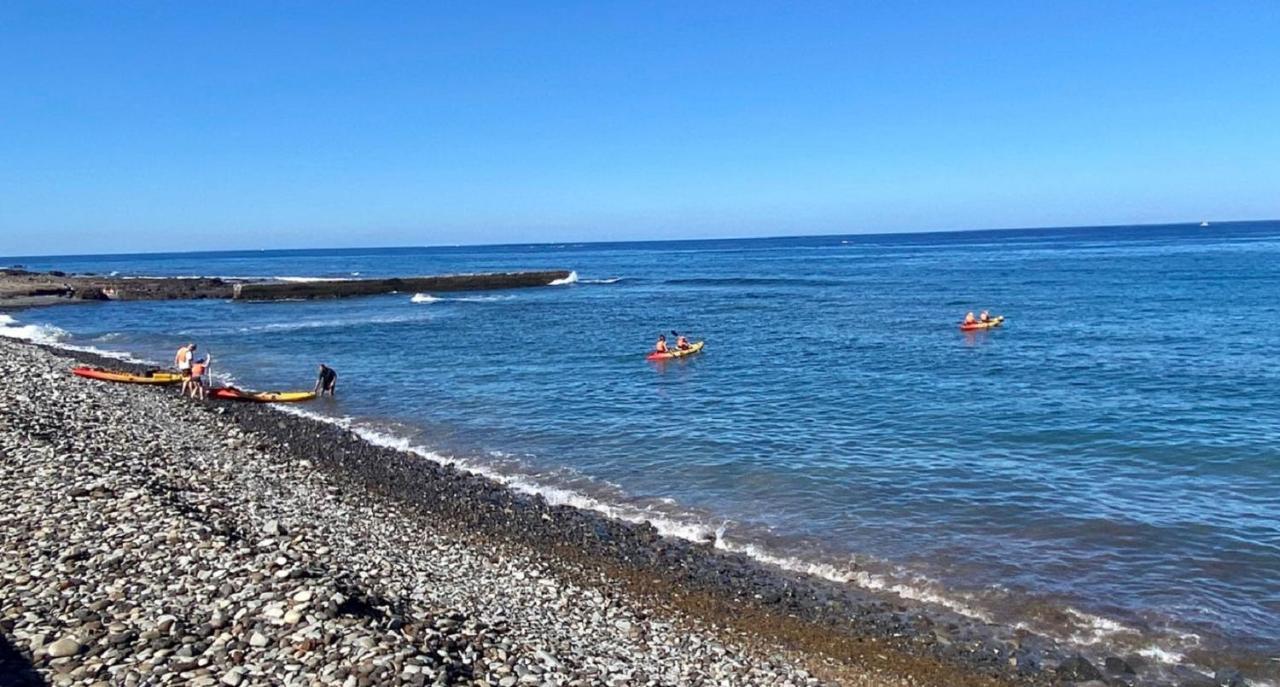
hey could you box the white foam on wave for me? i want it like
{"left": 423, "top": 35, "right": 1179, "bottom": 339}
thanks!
{"left": 232, "top": 312, "right": 433, "bottom": 334}
{"left": 1137, "top": 645, "right": 1187, "bottom": 664}
{"left": 0, "top": 314, "right": 150, "bottom": 363}
{"left": 0, "top": 314, "right": 70, "bottom": 345}
{"left": 274, "top": 276, "right": 354, "bottom": 283}
{"left": 548, "top": 271, "right": 579, "bottom": 286}
{"left": 580, "top": 277, "right": 623, "bottom": 284}
{"left": 410, "top": 293, "right": 516, "bottom": 304}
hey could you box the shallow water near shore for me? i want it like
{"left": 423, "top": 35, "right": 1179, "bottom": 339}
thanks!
{"left": 6, "top": 222, "right": 1280, "bottom": 679}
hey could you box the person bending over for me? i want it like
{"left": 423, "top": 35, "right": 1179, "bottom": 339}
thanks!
{"left": 314, "top": 363, "right": 338, "bottom": 397}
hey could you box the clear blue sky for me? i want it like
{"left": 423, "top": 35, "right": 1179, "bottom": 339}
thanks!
{"left": 2, "top": 2, "right": 1277, "bottom": 255}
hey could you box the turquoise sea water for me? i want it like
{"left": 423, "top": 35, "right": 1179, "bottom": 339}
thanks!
{"left": 6, "top": 222, "right": 1279, "bottom": 674}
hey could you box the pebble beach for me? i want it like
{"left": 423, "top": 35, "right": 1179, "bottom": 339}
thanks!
{"left": 0, "top": 336, "right": 1246, "bottom": 687}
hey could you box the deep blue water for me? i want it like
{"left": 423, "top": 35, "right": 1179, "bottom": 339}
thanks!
{"left": 5, "top": 222, "right": 1279, "bottom": 672}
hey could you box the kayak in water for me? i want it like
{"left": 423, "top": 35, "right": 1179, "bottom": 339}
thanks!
{"left": 211, "top": 387, "right": 317, "bottom": 403}
{"left": 646, "top": 341, "right": 705, "bottom": 361}
{"left": 72, "top": 366, "right": 184, "bottom": 385}
{"left": 960, "top": 316, "right": 1005, "bottom": 331}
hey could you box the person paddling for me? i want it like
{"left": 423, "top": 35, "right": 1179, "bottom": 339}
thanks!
{"left": 314, "top": 363, "right": 337, "bottom": 397}
{"left": 979, "top": 310, "right": 991, "bottom": 323}
{"left": 673, "top": 331, "right": 691, "bottom": 350}
{"left": 654, "top": 334, "right": 668, "bottom": 354}
{"left": 964, "top": 312, "right": 977, "bottom": 325}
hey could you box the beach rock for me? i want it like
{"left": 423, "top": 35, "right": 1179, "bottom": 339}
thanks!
{"left": 1105, "top": 656, "right": 1136, "bottom": 675}
{"left": 46, "top": 636, "right": 83, "bottom": 658}
{"left": 1057, "top": 655, "right": 1103, "bottom": 681}
{"left": 1214, "top": 668, "right": 1248, "bottom": 687}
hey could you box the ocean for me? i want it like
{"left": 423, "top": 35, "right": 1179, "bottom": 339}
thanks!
{"left": 5, "top": 221, "right": 1278, "bottom": 677}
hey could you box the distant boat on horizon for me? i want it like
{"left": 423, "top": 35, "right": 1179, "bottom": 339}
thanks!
{"left": 1200, "top": 220, "right": 1211, "bottom": 227}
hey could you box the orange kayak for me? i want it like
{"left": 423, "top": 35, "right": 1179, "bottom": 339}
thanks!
{"left": 72, "top": 366, "right": 184, "bottom": 385}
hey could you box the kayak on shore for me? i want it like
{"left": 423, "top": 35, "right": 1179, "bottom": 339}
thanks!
{"left": 71, "top": 366, "right": 184, "bottom": 385}
{"left": 960, "top": 316, "right": 1005, "bottom": 331}
{"left": 646, "top": 341, "right": 704, "bottom": 361}
{"left": 210, "top": 387, "right": 317, "bottom": 403}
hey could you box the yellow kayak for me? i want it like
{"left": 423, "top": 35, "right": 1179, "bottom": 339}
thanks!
{"left": 212, "top": 387, "right": 317, "bottom": 403}
{"left": 647, "top": 341, "right": 705, "bottom": 361}
{"left": 72, "top": 366, "right": 184, "bottom": 385}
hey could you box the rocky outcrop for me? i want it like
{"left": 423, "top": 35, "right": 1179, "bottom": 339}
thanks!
{"left": 230, "top": 271, "right": 571, "bottom": 301}
{"left": 0, "top": 270, "right": 572, "bottom": 305}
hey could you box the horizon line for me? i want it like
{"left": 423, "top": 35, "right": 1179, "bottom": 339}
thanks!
{"left": 4, "top": 217, "right": 1272, "bottom": 262}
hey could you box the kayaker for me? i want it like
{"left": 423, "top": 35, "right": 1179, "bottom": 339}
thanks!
{"left": 314, "top": 363, "right": 338, "bottom": 397}
{"left": 979, "top": 310, "right": 991, "bottom": 323}
{"left": 964, "top": 312, "right": 977, "bottom": 325}
{"left": 674, "top": 331, "right": 691, "bottom": 350}
{"left": 654, "top": 334, "right": 668, "bottom": 354}
{"left": 188, "top": 355, "right": 210, "bottom": 400}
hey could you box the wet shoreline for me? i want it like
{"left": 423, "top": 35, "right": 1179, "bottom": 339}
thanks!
{"left": 7, "top": 337, "right": 1241, "bottom": 686}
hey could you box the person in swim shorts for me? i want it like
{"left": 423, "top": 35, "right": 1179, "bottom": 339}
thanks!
{"left": 314, "top": 363, "right": 337, "bottom": 397}
{"left": 176, "top": 343, "right": 197, "bottom": 395}
{"left": 188, "top": 355, "right": 210, "bottom": 400}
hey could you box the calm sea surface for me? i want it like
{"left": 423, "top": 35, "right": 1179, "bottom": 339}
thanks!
{"left": 6, "top": 223, "right": 1279, "bottom": 672}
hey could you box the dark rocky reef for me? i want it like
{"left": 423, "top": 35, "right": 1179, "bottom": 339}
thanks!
{"left": 231, "top": 271, "right": 570, "bottom": 300}
{"left": 0, "top": 270, "right": 572, "bottom": 305}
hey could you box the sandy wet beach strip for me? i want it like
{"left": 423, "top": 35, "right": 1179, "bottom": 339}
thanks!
{"left": 0, "top": 337, "right": 1178, "bottom": 686}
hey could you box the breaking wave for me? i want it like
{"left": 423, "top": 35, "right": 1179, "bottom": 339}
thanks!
{"left": 410, "top": 293, "right": 517, "bottom": 304}
{"left": 0, "top": 314, "right": 69, "bottom": 345}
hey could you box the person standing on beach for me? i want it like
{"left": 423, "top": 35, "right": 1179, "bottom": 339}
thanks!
{"left": 188, "top": 355, "right": 210, "bottom": 400}
{"left": 176, "top": 343, "right": 196, "bottom": 395}
{"left": 314, "top": 363, "right": 337, "bottom": 397}
{"left": 175, "top": 342, "right": 195, "bottom": 371}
